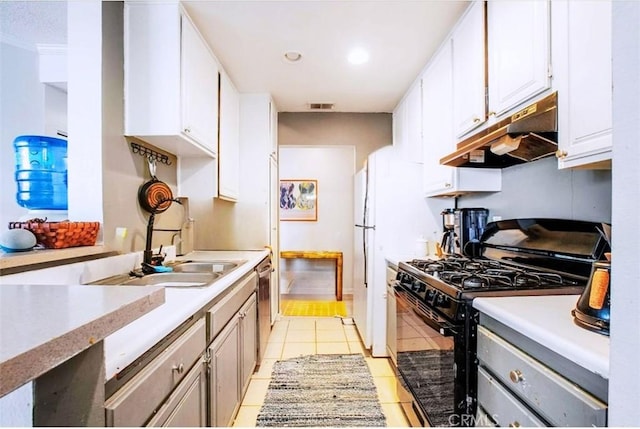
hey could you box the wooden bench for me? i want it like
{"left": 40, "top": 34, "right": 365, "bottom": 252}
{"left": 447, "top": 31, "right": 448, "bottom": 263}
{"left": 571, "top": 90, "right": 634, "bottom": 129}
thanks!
{"left": 279, "top": 251, "right": 343, "bottom": 301}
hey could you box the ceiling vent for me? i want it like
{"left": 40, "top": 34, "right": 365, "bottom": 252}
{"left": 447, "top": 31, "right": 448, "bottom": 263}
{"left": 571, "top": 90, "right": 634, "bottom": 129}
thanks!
{"left": 308, "top": 103, "right": 335, "bottom": 111}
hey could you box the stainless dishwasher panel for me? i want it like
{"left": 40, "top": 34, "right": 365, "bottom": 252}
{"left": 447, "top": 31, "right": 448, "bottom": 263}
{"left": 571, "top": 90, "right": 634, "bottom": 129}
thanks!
{"left": 256, "top": 257, "right": 272, "bottom": 364}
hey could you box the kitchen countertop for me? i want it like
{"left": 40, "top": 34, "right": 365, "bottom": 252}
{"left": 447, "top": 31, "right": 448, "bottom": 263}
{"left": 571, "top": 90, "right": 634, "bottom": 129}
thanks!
{"left": 473, "top": 295, "right": 610, "bottom": 379}
{"left": 0, "top": 283, "right": 166, "bottom": 397}
{"left": 103, "top": 249, "right": 269, "bottom": 379}
{"left": 0, "top": 245, "right": 117, "bottom": 275}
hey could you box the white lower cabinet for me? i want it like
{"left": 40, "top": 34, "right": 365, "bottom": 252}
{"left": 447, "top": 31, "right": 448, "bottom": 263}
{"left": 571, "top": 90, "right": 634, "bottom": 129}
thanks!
{"left": 208, "top": 314, "right": 241, "bottom": 427}
{"left": 476, "top": 325, "right": 607, "bottom": 427}
{"left": 239, "top": 294, "right": 258, "bottom": 394}
{"left": 146, "top": 356, "right": 207, "bottom": 427}
{"left": 105, "top": 319, "right": 207, "bottom": 427}
{"left": 206, "top": 272, "right": 258, "bottom": 427}
{"left": 208, "top": 293, "right": 257, "bottom": 427}
{"left": 104, "top": 271, "right": 259, "bottom": 427}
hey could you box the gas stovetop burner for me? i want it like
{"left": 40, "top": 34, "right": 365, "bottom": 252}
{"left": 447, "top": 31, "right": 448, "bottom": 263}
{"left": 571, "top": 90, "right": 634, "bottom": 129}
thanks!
{"left": 514, "top": 272, "right": 565, "bottom": 287}
{"left": 462, "top": 275, "right": 488, "bottom": 289}
{"left": 405, "top": 256, "right": 581, "bottom": 294}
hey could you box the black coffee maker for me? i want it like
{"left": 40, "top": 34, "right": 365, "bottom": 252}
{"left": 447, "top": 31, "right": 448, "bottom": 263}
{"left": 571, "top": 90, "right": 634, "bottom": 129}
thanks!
{"left": 440, "top": 209, "right": 457, "bottom": 255}
{"left": 455, "top": 208, "right": 489, "bottom": 257}
{"left": 440, "top": 208, "right": 489, "bottom": 256}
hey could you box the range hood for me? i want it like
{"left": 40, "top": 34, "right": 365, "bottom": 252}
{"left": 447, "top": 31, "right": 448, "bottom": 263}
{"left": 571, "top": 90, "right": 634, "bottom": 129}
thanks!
{"left": 440, "top": 92, "right": 558, "bottom": 168}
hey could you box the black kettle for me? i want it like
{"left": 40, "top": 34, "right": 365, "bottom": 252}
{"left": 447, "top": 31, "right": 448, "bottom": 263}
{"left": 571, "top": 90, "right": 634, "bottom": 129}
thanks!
{"left": 572, "top": 260, "right": 611, "bottom": 335}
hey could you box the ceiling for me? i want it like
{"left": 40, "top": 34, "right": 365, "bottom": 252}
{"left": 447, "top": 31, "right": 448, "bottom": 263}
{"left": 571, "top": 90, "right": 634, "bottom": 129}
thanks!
{"left": 184, "top": 1, "right": 469, "bottom": 112}
{"left": 0, "top": 1, "right": 67, "bottom": 47}
{"left": 0, "top": 0, "right": 470, "bottom": 113}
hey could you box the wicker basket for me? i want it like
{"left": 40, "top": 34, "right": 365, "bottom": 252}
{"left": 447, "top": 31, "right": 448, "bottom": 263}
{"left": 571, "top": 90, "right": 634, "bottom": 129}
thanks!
{"left": 8, "top": 220, "right": 100, "bottom": 249}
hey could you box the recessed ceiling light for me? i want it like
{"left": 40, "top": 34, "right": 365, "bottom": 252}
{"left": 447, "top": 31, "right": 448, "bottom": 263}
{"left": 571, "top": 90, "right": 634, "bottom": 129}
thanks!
{"left": 347, "top": 48, "right": 369, "bottom": 65}
{"left": 284, "top": 51, "right": 302, "bottom": 63}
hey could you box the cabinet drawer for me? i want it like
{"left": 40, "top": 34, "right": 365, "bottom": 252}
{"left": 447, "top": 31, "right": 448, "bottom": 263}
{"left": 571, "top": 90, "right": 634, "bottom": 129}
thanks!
{"left": 477, "top": 367, "right": 547, "bottom": 427}
{"left": 105, "top": 318, "right": 206, "bottom": 427}
{"left": 477, "top": 326, "right": 607, "bottom": 427}
{"left": 146, "top": 356, "right": 207, "bottom": 427}
{"left": 208, "top": 272, "right": 257, "bottom": 341}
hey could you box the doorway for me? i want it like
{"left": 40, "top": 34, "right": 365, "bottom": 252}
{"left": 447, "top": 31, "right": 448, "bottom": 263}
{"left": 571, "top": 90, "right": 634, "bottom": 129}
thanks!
{"left": 277, "top": 146, "right": 356, "bottom": 316}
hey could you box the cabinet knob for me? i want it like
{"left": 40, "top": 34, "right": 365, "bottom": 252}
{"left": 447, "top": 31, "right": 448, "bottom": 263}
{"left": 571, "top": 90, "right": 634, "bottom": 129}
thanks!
{"left": 473, "top": 117, "right": 481, "bottom": 123}
{"left": 184, "top": 127, "right": 191, "bottom": 134}
{"left": 488, "top": 111, "right": 496, "bottom": 117}
{"left": 509, "top": 369, "right": 524, "bottom": 383}
{"left": 444, "top": 183, "right": 451, "bottom": 188}
{"left": 555, "top": 149, "right": 568, "bottom": 159}
{"left": 509, "top": 421, "right": 521, "bottom": 428}
{"left": 172, "top": 363, "right": 185, "bottom": 374}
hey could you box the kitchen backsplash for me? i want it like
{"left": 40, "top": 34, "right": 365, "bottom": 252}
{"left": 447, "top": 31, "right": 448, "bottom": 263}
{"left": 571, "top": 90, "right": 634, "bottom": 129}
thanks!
{"left": 459, "top": 157, "right": 612, "bottom": 223}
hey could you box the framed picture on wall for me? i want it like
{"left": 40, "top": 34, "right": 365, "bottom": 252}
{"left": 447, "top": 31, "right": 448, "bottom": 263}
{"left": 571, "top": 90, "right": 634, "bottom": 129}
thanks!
{"left": 279, "top": 179, "right": 318, "bottom": 221}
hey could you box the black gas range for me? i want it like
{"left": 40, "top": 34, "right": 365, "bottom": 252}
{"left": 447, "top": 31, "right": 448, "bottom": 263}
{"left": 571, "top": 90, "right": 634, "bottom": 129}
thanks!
{"left": 393, "top": 218, "right": 609, "bottom": 427}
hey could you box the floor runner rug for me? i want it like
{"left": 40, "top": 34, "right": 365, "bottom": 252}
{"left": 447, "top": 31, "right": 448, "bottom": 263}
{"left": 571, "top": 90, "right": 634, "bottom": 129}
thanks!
{"left": 281, "top": 299, "right": 347, "bottom": 317}
{"left": 256, "top": 354, "right": 387, "bottom": 427}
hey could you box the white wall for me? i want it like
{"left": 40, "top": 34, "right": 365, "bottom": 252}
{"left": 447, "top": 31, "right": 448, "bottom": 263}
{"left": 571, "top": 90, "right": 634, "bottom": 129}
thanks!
{"left": 609, "top": 0, "right": 640, "bottom": 424}
{"left": 0, "top": 41, "right": 45, "bottom": 228}
{"left": 279, "top": 146, "right": 356, "bottom": 294}
{"left": 66, "top": 1, "right": 102, "bottom": 226}
{"left": 459, "top": 156, "right": 612, "bottom": 223}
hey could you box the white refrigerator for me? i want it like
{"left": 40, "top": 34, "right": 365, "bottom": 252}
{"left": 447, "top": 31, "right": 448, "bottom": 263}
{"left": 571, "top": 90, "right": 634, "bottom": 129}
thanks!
{"left": 353, "top": 146, "right": 427, "bottom": 356}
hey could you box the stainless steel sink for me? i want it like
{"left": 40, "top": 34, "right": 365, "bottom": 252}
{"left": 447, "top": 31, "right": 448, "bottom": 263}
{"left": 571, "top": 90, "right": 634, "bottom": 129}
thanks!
{"left": 89, "top": 259, "right": 246, "bottom": 288}
{"left": 121, "top": 272, "right": 218, "bottom": 287}
{"left": 170, "top": 260, "right": 243, "bottom": 274}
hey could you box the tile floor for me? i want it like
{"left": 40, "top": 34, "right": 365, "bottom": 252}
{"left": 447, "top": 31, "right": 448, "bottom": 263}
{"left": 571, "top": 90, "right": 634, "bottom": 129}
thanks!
{"left": 233, "top": 315, "right": 410, "bottom": 427}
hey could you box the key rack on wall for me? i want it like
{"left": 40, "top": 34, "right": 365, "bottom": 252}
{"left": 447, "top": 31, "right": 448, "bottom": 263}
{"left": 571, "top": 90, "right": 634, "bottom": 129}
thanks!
{"left": 129, "top": 140, "right": 172, "bottom": 166}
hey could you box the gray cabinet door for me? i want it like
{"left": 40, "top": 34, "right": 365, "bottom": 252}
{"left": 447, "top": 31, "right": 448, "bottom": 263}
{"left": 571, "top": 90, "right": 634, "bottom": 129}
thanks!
{"left": 477, "top": 367, "right": 547, "bottom": 427}
{"left": 477, "top": 326, "right": 607, "bottom": 427}
{"left": 240, "top": 293, "right": 258, "bottom": 394}
{"left": 105, "top": 319, "right": 206, "bottom": 427}
{"left": 146, "top": 357, "right": 207, "bottom": 427}
{"left": 209, "top": 317, "right": 240, "bottom": 427}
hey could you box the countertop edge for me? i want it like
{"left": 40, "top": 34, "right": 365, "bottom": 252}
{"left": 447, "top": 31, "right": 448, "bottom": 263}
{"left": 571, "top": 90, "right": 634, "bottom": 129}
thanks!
{"left": 473, "top": 295, "right": 610, "bottom": 379}
{"left": 0, "top": 286, "right": 165, "bottom": 398}
{"left": 0, "top": 246, "right": 117, "bottom": 275}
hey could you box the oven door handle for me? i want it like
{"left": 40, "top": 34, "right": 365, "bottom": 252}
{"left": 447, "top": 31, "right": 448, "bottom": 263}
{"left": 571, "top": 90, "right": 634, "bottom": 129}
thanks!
{"left": 415, "top": 310, "right": 458, "bottom": 337}
{"left": 394, "top": 287, "right": 458, "bottom": 337}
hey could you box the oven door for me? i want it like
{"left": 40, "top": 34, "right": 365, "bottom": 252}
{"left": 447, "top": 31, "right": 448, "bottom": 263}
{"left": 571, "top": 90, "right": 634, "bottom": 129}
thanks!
{"left": 394, "top": 286, "right": 457, "bottom": 427}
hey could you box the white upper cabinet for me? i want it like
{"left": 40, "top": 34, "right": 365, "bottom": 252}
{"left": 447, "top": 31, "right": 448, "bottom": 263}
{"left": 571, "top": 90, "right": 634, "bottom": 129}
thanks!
{"left": 124, "top": 1, "right": 218, "bottom": 157}
{"left": 392, "top": 99, "right": 406, "bottom": 155}
{"left": 487, "top": 0, "right": 551, "bottom": 118}
{"left": 422, "top": 42, "right": 501, "bottom": 197}
{"left": 180, "top": 13, "right": 219, "bottom": 154}
{"left": 452, "top": 1, "right": 486, "bottom": 138}
{"left": 393, "top": 82, "right": 423, "bottom": 162}
{"left": 552, "top": 0, "right": 612, "bottom": 169}
{"left": 218, "top": 72, "right": 240, "bottom": 201}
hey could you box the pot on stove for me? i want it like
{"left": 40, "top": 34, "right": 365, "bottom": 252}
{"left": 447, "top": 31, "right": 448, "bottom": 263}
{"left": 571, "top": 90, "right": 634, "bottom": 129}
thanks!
{"left": 572, "top": 260, "right": 610, "bottom": 335}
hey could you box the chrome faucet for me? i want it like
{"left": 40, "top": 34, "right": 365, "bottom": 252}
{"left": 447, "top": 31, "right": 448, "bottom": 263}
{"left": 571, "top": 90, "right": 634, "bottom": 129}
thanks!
{"left": 142, "top": 198, "right": 182, "bottom": 274}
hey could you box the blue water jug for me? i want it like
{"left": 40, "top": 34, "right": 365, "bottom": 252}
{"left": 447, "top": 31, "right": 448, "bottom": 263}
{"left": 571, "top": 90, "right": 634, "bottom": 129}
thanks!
{"left": 14, "top": 135, "right": 68, "bottom": 210}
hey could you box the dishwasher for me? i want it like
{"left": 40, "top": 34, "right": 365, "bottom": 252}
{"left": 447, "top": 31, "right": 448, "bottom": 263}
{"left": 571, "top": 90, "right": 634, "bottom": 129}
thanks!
{"left": 255, "top": 256, "right": 272, "bottom": 365}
